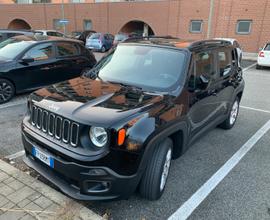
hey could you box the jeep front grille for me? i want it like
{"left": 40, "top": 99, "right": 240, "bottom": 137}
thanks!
{"left": 30, "top": 105, "right": 80, "bottom": 147}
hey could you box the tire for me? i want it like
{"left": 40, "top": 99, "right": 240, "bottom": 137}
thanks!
{"left": 0, "top": 79, "right": 15, "bottom": 104}
{"left": 219, "top": 97, "right": 240, "bottom": 129}
{"left": 139, "top": 138, "right": 173, "bottom": 200}
{"left": 101, "top": 46, "right": 106, "bottom": 53}
{"left": 256, "top": 64, "right": 262, "bottom": 70}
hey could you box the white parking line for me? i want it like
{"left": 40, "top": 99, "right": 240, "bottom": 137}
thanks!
{"left": 0, "top": 101, "right": 26, "bottom": 110}
{"left": 240, "top": 106, "right": 270, "bottom": 114}
{"left": 5, "top": 150, "right": 25, "bottom": 160}
{"left": 243, "top": 63, "right": 257, "bottom": 72}
{"left": 168, "top": 119, "right": 270, "bottom": 220}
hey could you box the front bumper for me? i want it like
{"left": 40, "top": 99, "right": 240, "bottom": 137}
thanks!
{"left": 22, "top": 127, "right": 141, "bottom": 201}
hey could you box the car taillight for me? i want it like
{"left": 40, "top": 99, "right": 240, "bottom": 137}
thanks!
{"left": 259, "top": 51, "right": 265, "bottom": 57}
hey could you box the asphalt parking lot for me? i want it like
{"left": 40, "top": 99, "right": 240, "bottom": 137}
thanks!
{"left": 1, "top": 59, "right": 270, "bottom": 220}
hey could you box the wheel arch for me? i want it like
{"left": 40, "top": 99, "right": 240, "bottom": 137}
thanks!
{"left": 236, "top": 91, "right": 243, "bottom": 101}
{"left": 139, "top": 121, "right": 189, "bottom": 173}
{"left": 0, "top": 76, "right": 16, "bottom": 94}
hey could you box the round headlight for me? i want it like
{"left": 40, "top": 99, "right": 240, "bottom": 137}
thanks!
{"left": 89, "top": 127, "right": 108, "bottom": 148}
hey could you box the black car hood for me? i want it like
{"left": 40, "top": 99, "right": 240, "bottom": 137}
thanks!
{"left": 30, "top": 77, "right": 165, "bottom": 127}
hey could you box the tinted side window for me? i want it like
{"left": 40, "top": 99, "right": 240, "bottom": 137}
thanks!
{"left": 47, "top": 32, "right": 57, "bottom": 36}
{"left": 218, "top": 49, "right": 232, "bottom": 77}
{"left": 0, "top": 34, "right": 3, "bottom": 42}
{"left": 55, "top": 32, "right": 64, "bottom": 37}
{"left": 264, "top": 44, "right": 270, "bottom": 51}
{"left": 24, "top": 43, "right": 54, "bottom": 61}
{"left": 188, "top": 51, "right": 215, "bottom": 90}
{"left": 56, "top": 42, "right": 80, "bottom": 57}
{"left": 195, "top": 51, "right": 215, "bottom": 77}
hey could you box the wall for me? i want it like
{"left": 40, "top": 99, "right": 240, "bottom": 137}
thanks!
{"left": 0, "top": 0, "right": 269, "bottom": 52}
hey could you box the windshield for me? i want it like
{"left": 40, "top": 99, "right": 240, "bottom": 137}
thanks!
{"left": 91, "top": 45, "right": 187, "bottom": 91}
{"left": 0, "top": 38, "right": 32, "bottom": 60}
{"left": 264, "top": 44, "right": 270, "bottom": 51}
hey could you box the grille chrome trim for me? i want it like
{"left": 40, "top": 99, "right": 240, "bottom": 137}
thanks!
{"left": 48, "top": 113, "right": 55, "bottom": 136}
{"left": 36, "top": 108, "right": 42, "bottom": 129}
{"left": 70, "top": 122, "right": 79, "bottom": 147}
{"left": 55, "top": 116, "right": 62, "bottom": 140}
{"left": 62, "top": 119, "right": 70, "bottom": 144}
{"left": 42, "top": 111, "right": 48, "bottom": 132}
{"left": 30, "top": 105, "right": 79, "bottom": 147}
{"left": 31, "top": 106, "right": 37, "bottom": 126}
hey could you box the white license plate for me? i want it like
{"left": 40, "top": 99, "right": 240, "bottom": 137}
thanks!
{"left": 32, "top": 147, "right": 54, "bottom": 168}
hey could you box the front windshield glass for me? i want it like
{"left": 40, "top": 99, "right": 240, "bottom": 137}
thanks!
{"left": 0, "top": 38, "right": 32, "bottom": 60}
{"left": 93, "top": 45, "right": 186, "bottom": 91}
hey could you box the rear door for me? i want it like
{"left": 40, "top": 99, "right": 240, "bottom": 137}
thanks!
{"left": 55, "top": 41, "right": 89, "bottom": 80}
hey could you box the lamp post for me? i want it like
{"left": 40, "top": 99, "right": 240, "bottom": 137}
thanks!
{"left": 207, "top": 0, "right": 215, "bottom": 38}
{"left": 61, "top": 0, "right": 66, "bottom": 35}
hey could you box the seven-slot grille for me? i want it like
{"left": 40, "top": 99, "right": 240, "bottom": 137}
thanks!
{"left": 30, "top": 105, "right": 80, "bottom": 147}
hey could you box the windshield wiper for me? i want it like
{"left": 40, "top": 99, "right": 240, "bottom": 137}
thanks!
{"left": 83, "top": 67, "right": 104, "bottom": 81}
{"left": 108, "top": 81, "right": 144, "bottom": 92}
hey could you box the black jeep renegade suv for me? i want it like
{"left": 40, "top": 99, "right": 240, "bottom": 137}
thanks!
{"left": 22, "top": 37, "right": 244, "bottom": 201}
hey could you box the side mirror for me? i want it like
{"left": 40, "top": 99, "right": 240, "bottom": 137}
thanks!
{"left": 197, "top": 75, "right": 209, "bottom": 90}
{"left": 20, "top": 57, "right": 34, "bottom": 64}
{"left": 188, "top": 74, "right": 209, "bottom": 92}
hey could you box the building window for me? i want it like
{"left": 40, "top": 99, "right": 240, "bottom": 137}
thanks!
{"left": 71, "top": 0, "right": 85, "bottom": 2}
{"left": 32, "top": 0, "right": 51, "bottom": 2}
{"left": 236, "top": 20, "right": 252, "bottom": 34}
{"left": 53, "top": 19, "right": 62, "bottom": 30}
{"left": 83, "top": 20, "right": 92, "bottom": 30}
{"left": 190, "top": 20, "right": 203, "bottom": 33}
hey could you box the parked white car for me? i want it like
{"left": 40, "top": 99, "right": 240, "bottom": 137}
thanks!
{"left": 257, "top": 43, "right": 270, "bottom": 69}
{"left": 36, "top": 30, "right": 66, "bottom": 38}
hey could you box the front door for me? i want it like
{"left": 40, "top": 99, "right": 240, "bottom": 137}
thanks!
{"left": 15, "top": 42, "right": 57, "bottom": 91}
{"left": 187, "top": 50, "right": 221, "bottom": 136}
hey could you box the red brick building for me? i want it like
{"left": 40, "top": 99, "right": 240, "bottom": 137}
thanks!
{"left": 0, "top": 0, "right": 269, "bottom": 52}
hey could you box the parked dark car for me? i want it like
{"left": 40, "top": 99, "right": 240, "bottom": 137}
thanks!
{"left": 0, "top": 35, "right": 96, "bottom": 104}
{"left": 72, "top": 30, "right": 96, "bottom": 44}
{"left": 86, "top": 33, "right": 114, "bottom": 52}
{"left": 22, "top": 37, "right": 244, "bottom": 201}
{"left": 0, "top": 29, "right": 39, "bottom": 43}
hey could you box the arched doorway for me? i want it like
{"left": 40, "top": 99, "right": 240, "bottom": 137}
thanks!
{"left": 119, "top": 20, "right": 155, "bottom": 36}
{"left": 8, "top": 19, "right": 31, "bottom": 30}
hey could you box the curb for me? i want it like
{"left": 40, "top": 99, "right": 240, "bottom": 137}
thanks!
{"left": 0, "top": 159, "right": 103, "bottom": 220}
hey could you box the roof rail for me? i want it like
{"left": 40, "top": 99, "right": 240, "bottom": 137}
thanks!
{"left": 189, "top": 39, "right": 231, "bottom": 49}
